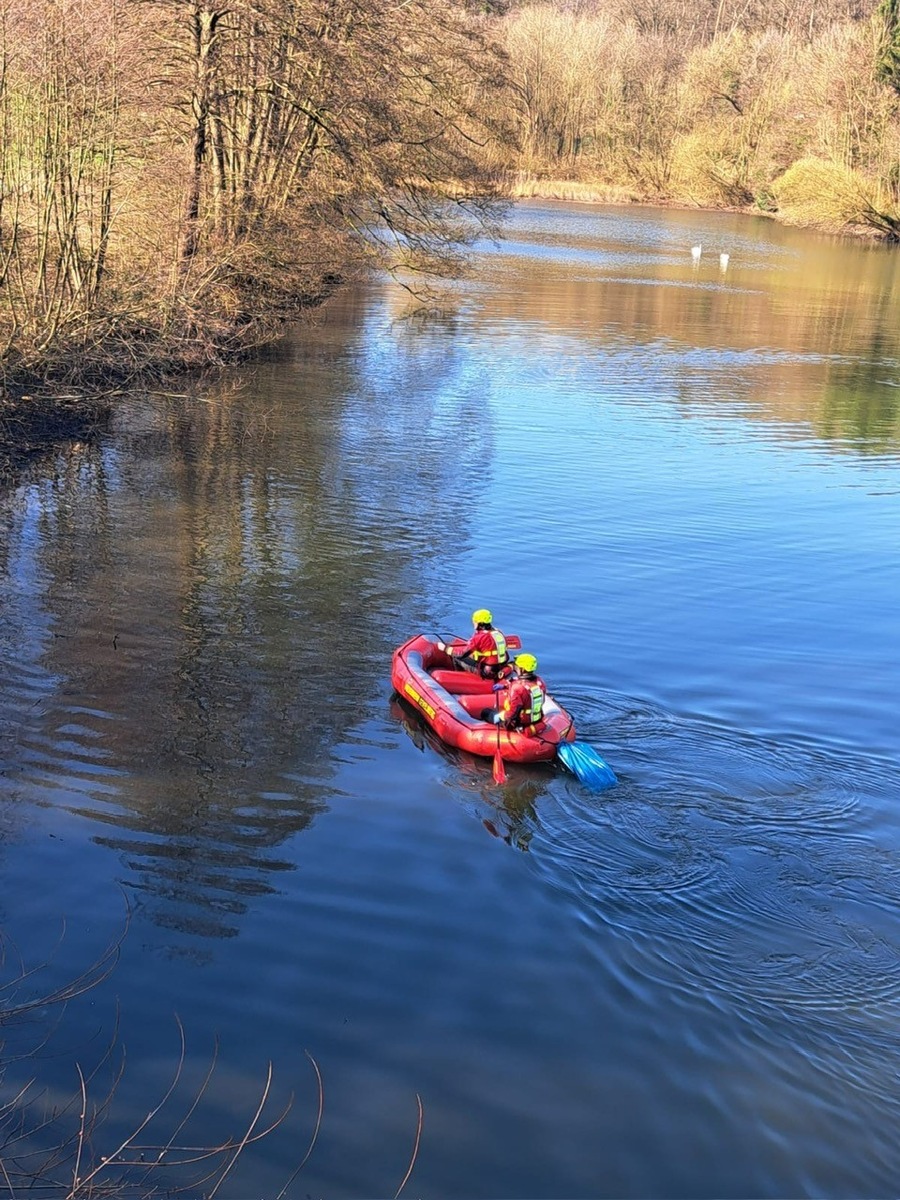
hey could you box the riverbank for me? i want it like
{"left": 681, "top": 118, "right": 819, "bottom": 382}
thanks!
{"left": 0, "top": 265, "right": 351, "bottom": 489}
{"left": 508, "top": 175, "right": 898, "bottom": 242}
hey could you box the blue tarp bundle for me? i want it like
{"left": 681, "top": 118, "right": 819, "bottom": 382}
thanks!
{"left": 557, "top": 741, "right": 618, "bottom": 791}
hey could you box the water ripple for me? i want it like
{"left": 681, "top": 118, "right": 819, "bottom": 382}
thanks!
{"left": 537, "top": 694, "right": 900, "bottom": 1019}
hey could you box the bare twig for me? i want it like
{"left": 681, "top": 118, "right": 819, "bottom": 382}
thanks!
{"left": 394, "top": 1092, "right": 424, "bottom": 1200}
{"left": 206, "top": 1060, "right": 275, "bottom": 1198}
{"left": 275, "top": 1049, "right": 324, "bottom": 1199}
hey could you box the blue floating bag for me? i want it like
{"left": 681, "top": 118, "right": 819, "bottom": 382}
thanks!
{"left": 557, "top": 741, "right": 618, "bottom": 791}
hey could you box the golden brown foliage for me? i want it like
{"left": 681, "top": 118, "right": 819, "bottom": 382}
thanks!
{"left": 497, "top": 0, "right": 900, "bottom": 236}
{"left": 0, "top": 0, "right": 513, "bottom": 384}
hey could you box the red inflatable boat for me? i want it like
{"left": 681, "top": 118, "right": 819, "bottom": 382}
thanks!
{"left": 391, "top": 634, "right": 577, "bottom": 765}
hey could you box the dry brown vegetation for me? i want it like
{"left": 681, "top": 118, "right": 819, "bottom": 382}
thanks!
{"left": 497, "top": 0, "right": 900, "bottom": 234}
{"left": 0, "top": 0, "right": 513, "bottom": 394}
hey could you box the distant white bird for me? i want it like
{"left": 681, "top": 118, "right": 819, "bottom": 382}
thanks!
{"left": 691, "top": 244, "right": 702, "bottom": 260}
{"left": 720, "top": 252, "right": 730, "bottom": 271}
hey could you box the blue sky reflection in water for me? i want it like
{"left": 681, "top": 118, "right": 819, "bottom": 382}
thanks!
{"left": 1, "top": 201, "right": 900, "bottom": 1197}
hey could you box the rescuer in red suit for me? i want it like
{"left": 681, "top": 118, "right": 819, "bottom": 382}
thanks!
{"left": 492, "top": 653, "right": 547, "bottom": 735}
{"left": 438, "top": 608, "right": 511, "bottom": 679}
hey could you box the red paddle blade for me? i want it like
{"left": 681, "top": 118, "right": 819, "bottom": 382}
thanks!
{"left": 446, "top": 634, "right": 521, "bottom": 649}
{"left": 492, "top": 750, "right": 507, "bottom": 785}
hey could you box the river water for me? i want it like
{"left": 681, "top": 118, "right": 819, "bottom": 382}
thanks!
{"left": 2, "top": 201, "right": 900, "bottom": 1197}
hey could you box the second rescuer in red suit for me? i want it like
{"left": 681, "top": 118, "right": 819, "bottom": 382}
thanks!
{"left": 493, "top": 653, "right": 547, "bottom": 735}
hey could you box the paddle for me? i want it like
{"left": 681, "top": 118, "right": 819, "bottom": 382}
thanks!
{"left": 445, "top": 634, "right": 522, "bottom": 650}
{"left": 438, "top": 632, "right": 614, "bottom": 788}
{"left": 492, "top": 687, "right": 507, "bottom": 785}
{"left": 556, "top": 741, "right": 617, "bottom": 791}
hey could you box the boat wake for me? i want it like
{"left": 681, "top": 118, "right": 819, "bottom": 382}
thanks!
{"left": 533, "top": 692, "right": 900, "bottom": 1025}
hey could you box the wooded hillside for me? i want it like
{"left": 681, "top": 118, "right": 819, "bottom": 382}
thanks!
{"left": 1, "top": 0, "right": 899, "bottom": 387}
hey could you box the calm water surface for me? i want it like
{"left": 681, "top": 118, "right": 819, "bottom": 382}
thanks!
{"left": 2, "top": 202, "right": 900, "bottom": 1197}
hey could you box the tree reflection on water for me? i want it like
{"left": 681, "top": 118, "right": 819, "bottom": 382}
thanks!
{"left": 0, "top": 299, "right": 491, "bottom": 941}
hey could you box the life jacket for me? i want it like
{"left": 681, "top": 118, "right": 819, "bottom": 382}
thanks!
{"left": 518, "top": 681, "right": 545, "bottom": 728}
{"left": 472, "top": 627, "right": 508, "bottom": 669}
{"left": 503, "top": 678, "right": 545, "bottom": 732}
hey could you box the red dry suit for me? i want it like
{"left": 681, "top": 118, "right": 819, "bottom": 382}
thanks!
{"left": 456, "top": 626, "right": 510, "bottom": 677}
{"left": 498, "top": 674, "right": 547, "bottom": 734}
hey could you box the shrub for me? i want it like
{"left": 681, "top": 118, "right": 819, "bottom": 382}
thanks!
{"left": 772, "top": 155, "right": 898, "bottom": 232}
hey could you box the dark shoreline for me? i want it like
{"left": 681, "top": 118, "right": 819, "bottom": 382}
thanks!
{"left": 0, "top": 389, "right": 114, "bottom": 486}
{"left": 0, "top": 268, "right": 349, "bottom": 488}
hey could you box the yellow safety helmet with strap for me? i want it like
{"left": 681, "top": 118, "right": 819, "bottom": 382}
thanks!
{"left": 515, "top": 653, "right": 538, "bottom": 673}
{"left": 472, "top": 608, "right": 493, "bottom": 625}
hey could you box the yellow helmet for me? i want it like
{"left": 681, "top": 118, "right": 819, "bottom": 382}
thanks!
{"left": 472, "top": 608, "right": 492, "bottom": 625}
{"left": 515, "top": 653, "right": 538, "bottom": 673}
